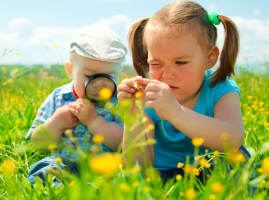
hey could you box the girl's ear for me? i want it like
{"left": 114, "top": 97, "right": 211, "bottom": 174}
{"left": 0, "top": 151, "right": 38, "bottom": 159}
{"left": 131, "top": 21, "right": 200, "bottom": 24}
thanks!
{"left": 65, "top": 62, "right": 73, "bottom": 79}
{"left": 206, "top": 46, "right": 219, "bottom": 70}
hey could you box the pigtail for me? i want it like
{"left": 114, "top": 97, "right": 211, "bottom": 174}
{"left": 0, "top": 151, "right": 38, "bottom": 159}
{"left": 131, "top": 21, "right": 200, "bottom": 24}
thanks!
{"left": 127, "top": 17, "right": 150, "bottom": 78}
{"left": 210, "top": 15, "right": 239, "bottom": 87}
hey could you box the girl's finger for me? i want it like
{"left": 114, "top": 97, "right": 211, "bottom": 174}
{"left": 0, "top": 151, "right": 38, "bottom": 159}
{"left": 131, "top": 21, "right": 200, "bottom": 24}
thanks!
{"left": 145, "top": 91, "right": 158, "bottom": 101}
{"left": 135, "top": 78, "right": 153, "bottom": 86}
{"left": 117, "top": 84, "right": 136, "bottom": 93}
{"left": 145, "top": 83, "right": 160, "bottom": 93}
{"left": 145, "top": 100, "right": 156, "bottom": 109}
{"left": 117, "top": 91, "right": 132, "bottom": 100}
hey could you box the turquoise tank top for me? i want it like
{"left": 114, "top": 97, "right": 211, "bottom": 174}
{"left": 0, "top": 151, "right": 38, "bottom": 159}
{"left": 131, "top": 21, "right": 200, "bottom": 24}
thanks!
{"left": 145, "top": 69, "right": 241, "bottom": 170}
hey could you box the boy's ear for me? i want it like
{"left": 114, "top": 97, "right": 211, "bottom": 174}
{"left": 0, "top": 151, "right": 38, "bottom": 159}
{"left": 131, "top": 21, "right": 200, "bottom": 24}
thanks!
{"left": 206, "top": 46, "right": 219, "bottom": 70}
{"left": 65, "top": 62, "right": 73, "bottom": 79}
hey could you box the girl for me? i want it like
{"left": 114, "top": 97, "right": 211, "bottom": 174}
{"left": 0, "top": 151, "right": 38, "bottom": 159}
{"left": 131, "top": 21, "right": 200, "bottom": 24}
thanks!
{"left": 117, "top": 1, "right": 250, "bottom": 182}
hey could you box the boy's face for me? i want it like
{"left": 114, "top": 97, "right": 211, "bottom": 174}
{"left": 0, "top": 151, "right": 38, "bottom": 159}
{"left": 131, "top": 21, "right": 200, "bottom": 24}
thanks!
{"left": 66, "top": 53, "right": 121, "bottom": 98}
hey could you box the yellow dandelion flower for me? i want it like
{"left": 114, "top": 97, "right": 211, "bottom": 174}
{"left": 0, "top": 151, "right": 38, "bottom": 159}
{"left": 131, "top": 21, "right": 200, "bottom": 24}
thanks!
{"left": 0, "top": 166, "right": 2, "bottom": 172}
{"left": 193, "top": 168, "right": 200, "bottom": 176}
{"left": 184, "top": 164, "right": 194, "bottom": 173}
{"left": 214, "top": 151, "right": 219, "bottom": 156}
{"left": 243, "top": 104, "right": 247, "bottom": 107}
{"left": 89, "top": 153, "right": 122, "bottom": 176}
{"left": 65, "top": 129, "right": 71, "bottom": 136}
{"left": 146, "top": 178, "right": 150, "bottom": 182}
{"left": 185, "top": 189, "right": 196, "bottom": 199}
{"left": 135, "top": 92, "right": 142, "bottom": 99}
{"left": 199, "top": 158, "right": 208, "bottom": 166}
{"left": 93, "top": 134, "right": 104, "bottom": 144}
{"left": 130, "top": 166, "right": 141, "bottom": 174}
{"left": 55, "top": 157, "right": 62, "bottom": 164}
{"left": 2, "top": 67, "right": 6, "bottom": 70}
{"left": 120, "top": 183, "right": 131, "bottom": 192}
{"left": 54, "top": 44, "right": 58, "bottom": 47}
{"left": 13, "top": 69, "right": 18, "bottom": 74}
{"left": 177, "top": 162, "right": 184, "bottom": 168}
{"left": 228, "top": 149, "right": 245, "bottom": 164}
{"left": 261, "top": 158, "right": 269, "bottom": 176}
{"left": 48, "top": 144, "right": 58, "bottom": 151}
{"left": 192, "top": 138, "right": 204, "bottom": 147}
{"left": 247, "top": 96, "right": 253, "bottom": 99}
{"left": 205, "top": 163, "right": 211, "bottom": 168}
{"left": 211, "top": 182, "right": 224, "bottom": 193}
{"left": 238, "top": 83, "right": 242, "bottom": 88}
{"left": 37, "top": 90, "right": 41, "bottom": 93}
{"left": 7, "top": 79, "right": 12, "bottom": 83}
{"left": 259, "top": 180, "right": 266, "bottom": 184}
{"left": 264, "top": 49, "right": 268, "bottom": 53}
{"left": 147, "top": 124, "right": 155, "bottom": 131}
{"left": 221, "top": 132, "right": 229, "bottom": 141}
{"left": 176, "top": 174, "right": 183, "bottom": 181}
{"left": 209, "top": 194, "right": 216, "bottom": 200}
{"left": 264, "top": 121, "right": 269, "bottom": 126}
{"left": 205, "top": 149, "right": 208, "bottom": 153}
{"left": 99, "top": 88, "right": 112, "bottom": 100}
{"left": 180, "top": 192, "right": 184, "bottom": 197}
{"left": 132, "top": 181, "right": 140, "bottom": 188}
{"left": 17, "top": 52, "right": 19, "bottom": 55}
{"left": 69, "top": 180, "right": 76, "bottom": 187}
{"left": 21, "top": 91, "right": 24, "bottom": 94}
{"left": 50, "top": 76, "right": 54, "bottom": 79}
{"left": 2, "top": 159, "right": 17, "bottom": 175}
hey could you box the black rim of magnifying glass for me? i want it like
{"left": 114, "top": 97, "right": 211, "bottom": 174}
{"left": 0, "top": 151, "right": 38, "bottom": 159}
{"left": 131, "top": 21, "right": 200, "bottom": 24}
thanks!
{"left": 84, "top": 73, "right": 117, "bottom": 104}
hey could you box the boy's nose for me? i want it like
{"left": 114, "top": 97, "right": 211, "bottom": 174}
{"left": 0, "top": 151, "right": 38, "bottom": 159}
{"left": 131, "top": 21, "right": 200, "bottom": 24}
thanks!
{"left": 93, "top": 81, "right": 105, "bottom": 90}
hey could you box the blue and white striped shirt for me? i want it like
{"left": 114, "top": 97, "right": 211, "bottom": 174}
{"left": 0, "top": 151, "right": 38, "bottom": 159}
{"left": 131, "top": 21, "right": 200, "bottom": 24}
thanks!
{"left": 26, "top": 81, "right": 122, "bottom": 162}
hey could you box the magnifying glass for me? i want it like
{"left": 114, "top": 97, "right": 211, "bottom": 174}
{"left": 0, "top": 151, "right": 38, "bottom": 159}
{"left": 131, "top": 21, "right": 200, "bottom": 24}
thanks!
{"left": 84, "top": 73, "right": 117, "bottom": 104}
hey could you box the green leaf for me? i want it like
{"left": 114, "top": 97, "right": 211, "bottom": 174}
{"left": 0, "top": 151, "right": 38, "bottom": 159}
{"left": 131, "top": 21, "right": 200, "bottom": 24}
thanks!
{"left": 35, "top": 176, "right": 44, "bottom": 196}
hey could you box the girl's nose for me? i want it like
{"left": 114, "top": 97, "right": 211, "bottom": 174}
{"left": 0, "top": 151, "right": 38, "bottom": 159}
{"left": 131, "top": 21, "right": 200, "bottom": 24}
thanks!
{"left": 162, "top": 68, "right": 175, "bottom": 80}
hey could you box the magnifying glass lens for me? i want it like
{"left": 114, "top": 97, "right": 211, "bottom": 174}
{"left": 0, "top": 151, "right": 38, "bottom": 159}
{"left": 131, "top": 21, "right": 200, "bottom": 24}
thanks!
{"left": 85, "top": 77, "right": 115, "bottom": 101}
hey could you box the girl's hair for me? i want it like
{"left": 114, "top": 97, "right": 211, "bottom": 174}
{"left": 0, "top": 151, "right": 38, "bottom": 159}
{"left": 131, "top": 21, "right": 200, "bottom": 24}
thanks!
{"left": 127, "top": 0, "right": 239, "bottom": 87}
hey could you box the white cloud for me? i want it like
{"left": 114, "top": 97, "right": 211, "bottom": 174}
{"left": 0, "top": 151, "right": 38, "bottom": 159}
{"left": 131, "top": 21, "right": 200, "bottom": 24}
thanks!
{"left": 0, "top": 15, "right": 132, "bottom": 64}
{"left": 207, "top": 3, "right": 218, "bottom": 10}
{"left": 253, "top": 9, "right": 260, "bottom": 16}
{"left": 215, "top": 17, "right": 269, "bottom": 64}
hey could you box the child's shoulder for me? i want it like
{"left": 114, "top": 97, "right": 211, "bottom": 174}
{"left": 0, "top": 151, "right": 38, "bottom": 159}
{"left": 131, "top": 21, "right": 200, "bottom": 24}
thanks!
{"left": 204, "top": 69, "right": 238, "bottom": 90}
{"left": 49, "top": 81, "right": 74, "bottom": 97}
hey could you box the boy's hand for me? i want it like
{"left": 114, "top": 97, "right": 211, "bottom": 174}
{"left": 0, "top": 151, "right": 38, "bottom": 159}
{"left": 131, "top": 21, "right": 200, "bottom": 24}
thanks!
{"left": 117, "top": 77, "right": 146, "bottom": 113}
{"left": 47, "top": 105, "right": 80, "bottom": 133}
{"left": 69, "top": 98, "right": 98, "bottom": 127}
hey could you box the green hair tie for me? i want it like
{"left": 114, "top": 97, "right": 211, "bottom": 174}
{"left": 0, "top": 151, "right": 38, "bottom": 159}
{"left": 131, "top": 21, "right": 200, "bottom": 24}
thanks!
{"left": 149, "top": 15, "right": 153, "bottom": 21}
{"left": 207, "top": 11, "right": 220, "bottom": 25}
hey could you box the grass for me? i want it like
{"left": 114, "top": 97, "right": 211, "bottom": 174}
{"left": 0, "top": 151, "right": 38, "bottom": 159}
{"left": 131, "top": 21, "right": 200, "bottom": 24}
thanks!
{"left": 0, "top": 62, "right": 269, "bottom": 200}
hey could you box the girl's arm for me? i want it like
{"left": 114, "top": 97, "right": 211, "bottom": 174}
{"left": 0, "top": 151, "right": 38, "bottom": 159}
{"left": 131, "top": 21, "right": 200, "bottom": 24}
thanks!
{"left": 136, "top": 78, "right": 244, "bottom": 152}
{"left": 170, "top": 91, "right": 244, "bottom": 151}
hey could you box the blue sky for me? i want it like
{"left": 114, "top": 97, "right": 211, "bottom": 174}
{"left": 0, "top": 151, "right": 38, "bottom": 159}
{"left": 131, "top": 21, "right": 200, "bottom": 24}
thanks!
{"left": 1, "top": 0, "right": 269, "bottom": 67}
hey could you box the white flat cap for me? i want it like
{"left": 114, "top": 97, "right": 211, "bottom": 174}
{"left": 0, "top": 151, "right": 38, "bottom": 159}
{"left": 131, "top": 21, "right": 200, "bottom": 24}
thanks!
{"left": 70, "top": 24, "right": 128, "bottom": 63}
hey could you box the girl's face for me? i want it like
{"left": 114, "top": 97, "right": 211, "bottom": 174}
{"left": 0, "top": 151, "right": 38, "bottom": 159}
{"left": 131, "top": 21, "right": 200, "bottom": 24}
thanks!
{"left": 145, "top": 25, "right": 216, "bottom": 105}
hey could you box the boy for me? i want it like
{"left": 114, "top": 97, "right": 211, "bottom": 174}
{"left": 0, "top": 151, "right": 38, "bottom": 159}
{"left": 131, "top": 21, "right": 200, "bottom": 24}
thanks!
{"left": 26, "top": 24, "right": 128, "bottom": 185}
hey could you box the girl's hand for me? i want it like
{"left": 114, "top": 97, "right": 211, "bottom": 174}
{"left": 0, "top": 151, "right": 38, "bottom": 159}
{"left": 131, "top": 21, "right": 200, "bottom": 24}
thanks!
{"left": 117, "top": 77, "right": 146, "bottom": 113}
{"left": 68, "top": 99, "right": 98, "bottom": 127}
{"left": 135, "top": 78, "right": 180, "bottom": 121}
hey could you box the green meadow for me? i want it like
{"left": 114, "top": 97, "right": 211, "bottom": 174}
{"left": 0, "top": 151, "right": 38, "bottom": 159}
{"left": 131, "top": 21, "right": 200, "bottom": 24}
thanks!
{"left": 1, "top": 51, "right": 269, "bottom": 199}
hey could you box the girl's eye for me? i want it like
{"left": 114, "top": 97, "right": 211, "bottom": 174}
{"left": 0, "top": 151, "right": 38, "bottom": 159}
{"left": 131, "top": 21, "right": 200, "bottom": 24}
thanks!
{"left": 176, "top": 61, "right": 187, "bottom": 65}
